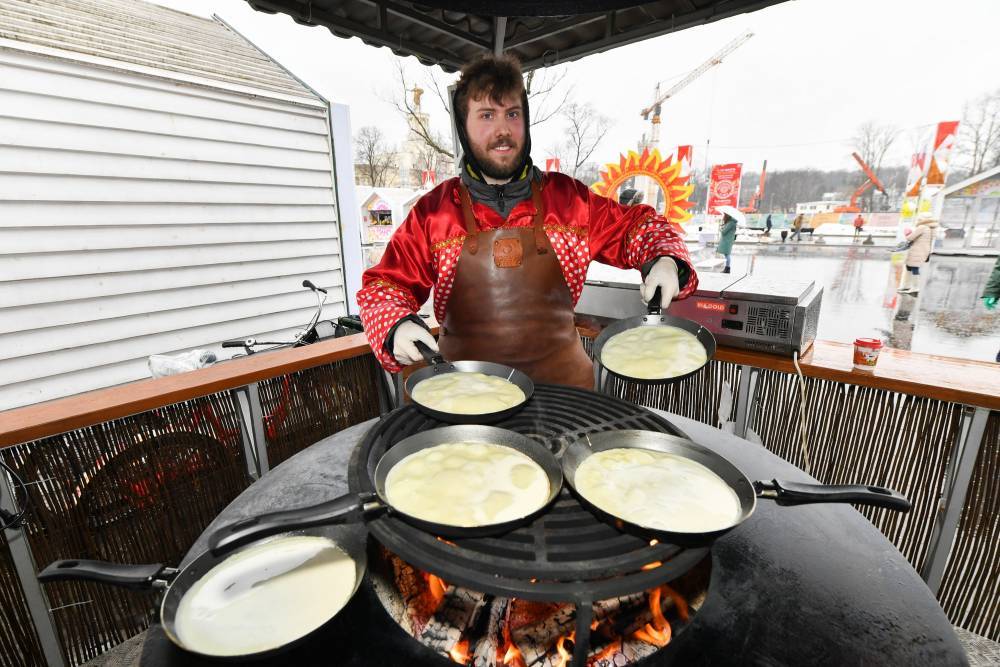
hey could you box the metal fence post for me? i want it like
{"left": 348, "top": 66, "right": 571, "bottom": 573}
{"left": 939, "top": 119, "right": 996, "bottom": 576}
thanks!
{"left": 230, "top": 388, "right": 261, "bottom": 481}
{"left": 1, "top": 469, "right": 66, "bottom": 667}
{"left": 244, "top": 382, "right": 270, "bottom": 476}
{"left": 734, "top": 364, "right": 760, "bottom": 438}
{"left": 920, "top": 406, "right": 989, "bottom": 594}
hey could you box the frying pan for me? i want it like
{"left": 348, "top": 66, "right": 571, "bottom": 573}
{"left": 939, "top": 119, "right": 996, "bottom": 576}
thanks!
{"left": 209, "top": 425, "right": 562, "bottom": 555}
{"left": 592, "top": 287, "right": 717, "bottom": 386}
{"left": 37, "top": 526, "right": 366, "bottom": 661}
{"left": 404, "top": 341, "right": 534, "bottom": 424}
{"left": 562, "top": 430, "right": 911, "bottom": 545}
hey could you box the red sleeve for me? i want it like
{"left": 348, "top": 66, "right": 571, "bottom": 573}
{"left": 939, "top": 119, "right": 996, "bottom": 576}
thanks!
{"left": 584, "top": 185, "right": 698, "bottom": 299}
{"left": 357, "top": 208, "right": 436, "bottom": 373}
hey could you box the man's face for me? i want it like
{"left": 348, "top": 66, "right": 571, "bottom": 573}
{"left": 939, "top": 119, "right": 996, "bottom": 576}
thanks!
{"left": 465, "top": 93, "right": 526, "bottom": 181}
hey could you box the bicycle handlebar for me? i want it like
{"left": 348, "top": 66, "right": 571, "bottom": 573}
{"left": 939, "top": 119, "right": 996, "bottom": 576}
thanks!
{"left": 302, "top": 279, "right": 327, "bottom": 294}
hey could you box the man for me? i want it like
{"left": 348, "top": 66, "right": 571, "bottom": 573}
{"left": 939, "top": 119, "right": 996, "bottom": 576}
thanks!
{"left": 791, "top": 213, "right": 805, "bottom": 242}
{"left": 853, "top": 213, "right": 864, "bottom": 239}
{"left": 358, "top": 55, "right": 697, "bottom": 389}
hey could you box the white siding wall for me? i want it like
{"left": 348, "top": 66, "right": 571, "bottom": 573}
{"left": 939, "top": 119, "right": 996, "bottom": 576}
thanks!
{"left": 0, "top": 31, "right": 346, "bottom": 410}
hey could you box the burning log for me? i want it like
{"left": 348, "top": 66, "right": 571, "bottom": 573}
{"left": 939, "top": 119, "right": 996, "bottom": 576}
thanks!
{"left": 418, "top": 584, "right": 488, "bottom": 654}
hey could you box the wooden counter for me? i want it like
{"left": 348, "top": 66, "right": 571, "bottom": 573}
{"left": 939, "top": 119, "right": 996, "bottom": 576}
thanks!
{"left": 1, "top": 333, "right": 997, "bottom": 449}
{"left": 714, "top": 340, "right": 1000, "bottom": 412}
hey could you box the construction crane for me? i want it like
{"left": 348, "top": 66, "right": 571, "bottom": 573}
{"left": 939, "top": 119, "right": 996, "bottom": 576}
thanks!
{"left": 635, "top": 30, "right": 753, "bottom": 211}
{"left": 640, "top": 29, "right": 754, "bottom": 151}
{"left": 740, "top": 160, "right": 767, "bottom": 213}
{"left": 834, "top": 152, "right": 887, "bottom": 213}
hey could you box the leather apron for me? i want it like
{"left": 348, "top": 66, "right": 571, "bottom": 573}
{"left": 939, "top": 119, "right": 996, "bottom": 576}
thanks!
{"left": 438, "top": 181, "right": 594, "bottom": 389}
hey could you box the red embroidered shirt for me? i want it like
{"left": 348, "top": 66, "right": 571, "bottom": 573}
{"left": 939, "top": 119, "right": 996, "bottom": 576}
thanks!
{"left": 358, "top": 172, "right": 697, "bottom": 372}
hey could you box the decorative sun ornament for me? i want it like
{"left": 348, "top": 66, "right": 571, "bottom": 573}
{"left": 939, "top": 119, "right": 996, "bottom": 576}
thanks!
{"left": 591, "top": 148, "right": 695, "bottom": 233}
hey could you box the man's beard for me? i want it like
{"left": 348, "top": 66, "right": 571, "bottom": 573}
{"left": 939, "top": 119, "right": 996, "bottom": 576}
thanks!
{"left": 470, "top": 138, "right": 527, "bottom": 181}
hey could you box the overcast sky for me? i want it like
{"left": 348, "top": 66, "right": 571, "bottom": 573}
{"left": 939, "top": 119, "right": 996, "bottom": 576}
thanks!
{"left": 152, "top": 0, "right": 1000, "bottom": 173}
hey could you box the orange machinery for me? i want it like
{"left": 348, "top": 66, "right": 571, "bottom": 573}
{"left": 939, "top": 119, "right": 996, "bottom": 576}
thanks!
{"left": 834, "top": 152, "right": 887, "bottom": 213}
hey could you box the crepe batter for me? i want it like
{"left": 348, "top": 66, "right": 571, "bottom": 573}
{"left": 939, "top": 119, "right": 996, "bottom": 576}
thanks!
{"left": 575, "top": 448, "right": 741, "bottom": 533}
{"left": 411, "top": 372, "right": 525, "bottom": 414}
{"left": 174, "top": 536, "right": 355, "bottom": 656}
{"left": 385, "top": 442, "right": 549, "bottom": 526}
{"left": 601, "top": 326, "right": 707, "bottom": 380}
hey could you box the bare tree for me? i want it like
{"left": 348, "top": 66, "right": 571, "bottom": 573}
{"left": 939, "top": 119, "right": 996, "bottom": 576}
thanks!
{"left": 524, "top": 66, "right": 573, "bottom": 127}
{"left": 957, "top": 88, "right": 1000, "bottom": 176}
{"left": 851, "top": 121, "right": 899, "bottom": 209}
{"left": 354, "top": 125, "right": 397, "bottom": 187}
{"left": 559, "top": 103, "right": 611, "bottom": 179}
{"left": 391, "top": 57, "right": 573, "bottom": 162}
{"left": 393, "top": 59, "right": 455, "bottom": 159}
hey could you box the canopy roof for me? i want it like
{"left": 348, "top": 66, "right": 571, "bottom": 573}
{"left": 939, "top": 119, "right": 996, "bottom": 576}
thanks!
{"left": 244, "top": 0, "right": 785, "bottom": 71}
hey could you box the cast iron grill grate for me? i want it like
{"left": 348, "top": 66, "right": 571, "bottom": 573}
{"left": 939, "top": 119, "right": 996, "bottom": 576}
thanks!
{"left": 348, "top": 384, "right": 708, "bottom": 604}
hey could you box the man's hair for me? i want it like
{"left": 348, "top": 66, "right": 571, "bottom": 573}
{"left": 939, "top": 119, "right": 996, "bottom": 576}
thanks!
{"left": 454, "top": 54, "right": 525, "bottom": 121}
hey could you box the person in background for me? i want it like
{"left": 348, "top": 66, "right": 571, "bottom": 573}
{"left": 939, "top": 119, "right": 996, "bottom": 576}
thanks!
{"left": 983, "top": 255, "right": 1000, "bottom": 362}
{"left": 898, "top": 214, "right": 939, "bottom": 295}
{"left": 715, "top": 205, "right": 742, "bottom": 274}
{"left": 853, "top": 213, "right": 865, "bottom": 239}
{"left": 618, "top": 187, "right": 644, "bottom": 207}
{"left": 791, "top": 213, "right": 805, "bottom": 242}
{"left": 764, "top": 213, "right": 773, "bottom": 236}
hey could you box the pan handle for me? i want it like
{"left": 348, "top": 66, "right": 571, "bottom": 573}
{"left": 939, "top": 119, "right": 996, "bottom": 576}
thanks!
{"left": 414, "top": 340, "right": 446, "bottom": 366}
{"left": 647, "top": 286, "right": 663, "bottom": 315}
{"left": 209, "top": 492, "right": 384, "bottom": 556}
{"left": 755, "top": 479, "right": 911, "bottom": 512}
{"left": 38, "top": 560, "right": 176, "bottom": 590}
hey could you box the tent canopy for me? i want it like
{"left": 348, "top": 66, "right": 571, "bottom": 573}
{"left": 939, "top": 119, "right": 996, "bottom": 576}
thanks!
{"left": 243, "top": 0, "right": 785, "bottom": 71}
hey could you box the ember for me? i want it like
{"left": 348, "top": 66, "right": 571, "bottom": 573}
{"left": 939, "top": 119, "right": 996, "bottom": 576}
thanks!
{"left": 449, "top": 637, "right": 471, "bottom": 665}
{"left": 372, "top": 548, "right": 711, "bottom": 666}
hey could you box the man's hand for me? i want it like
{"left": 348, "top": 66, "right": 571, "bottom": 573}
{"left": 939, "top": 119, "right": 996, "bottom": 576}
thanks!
{"left": 391, "top": 321, "right": 439, "bottom": 365}
{"left": 640, "top": 257, "right": 680, "bottom": 306}
{"left": 985, "top": 296, "right": 998, "bottom": 311}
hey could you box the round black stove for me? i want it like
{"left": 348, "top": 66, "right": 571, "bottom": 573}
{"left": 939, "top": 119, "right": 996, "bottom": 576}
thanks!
{"left": 347, "top": 385, "right": 709, "bottom": 604}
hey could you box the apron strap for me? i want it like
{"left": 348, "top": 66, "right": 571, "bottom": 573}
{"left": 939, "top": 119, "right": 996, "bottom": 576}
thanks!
{"left": 457, "top": 184, "right": 479, "bottom": 255}
{"left": 530, "top": 180, "right": 548, "bottom": 255}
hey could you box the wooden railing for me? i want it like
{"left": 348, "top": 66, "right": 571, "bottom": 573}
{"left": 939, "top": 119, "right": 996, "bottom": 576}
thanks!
{"left": 0, "top": 332, "right": 997, "bottom": 666}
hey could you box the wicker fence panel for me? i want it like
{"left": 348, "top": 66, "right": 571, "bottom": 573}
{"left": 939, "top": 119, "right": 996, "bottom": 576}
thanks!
{"left": 937, "top": 410, "right": 1000, "bottom": 640}
{"left": 745, "top": 369, "right": 962, "bottom": 572}
{"left": 0, "top": 536, "right": 46, "bottom": 666}
{"left": 0, "top": 392, "right": 252, "bottom": 666}
{"left": 258, "top": 354, "right": 383, "bottom": 469}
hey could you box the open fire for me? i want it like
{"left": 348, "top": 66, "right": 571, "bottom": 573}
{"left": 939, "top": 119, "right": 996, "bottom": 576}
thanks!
{"left": 371, "top": 546, "right": 709, "bottom": 667}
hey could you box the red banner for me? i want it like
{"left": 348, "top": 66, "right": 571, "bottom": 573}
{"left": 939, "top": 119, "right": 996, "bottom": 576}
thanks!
{"left": 707, "top": 163, "right": 742, "bottom": 214}
{"left": 925, "top": 120, "right": 959, "bottom": 186}
{"left": 545, "top": 157, "right": 561, "bottom": 172}
{"left": 677, "top": 145, "right": 693, "bottom": 175}
{"left": 421, "top": 170, "right": 436, "bottom": 187}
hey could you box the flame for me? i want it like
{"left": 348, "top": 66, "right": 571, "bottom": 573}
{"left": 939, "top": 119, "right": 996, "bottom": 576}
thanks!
{"left": 448, "top": 637, "right": 470, "bottom": 665}
{"left": 591, "top": 637, "right": 623, "bottom": 663}
{"left": 641, "top": 561, "right": 663, "bottom": 571}
{"left": 632, "top": 585, "right": 675, "bottom": 647}
{"left": 553, "top": 631, "right": 575, "bottom": 667}
{"left": 662, "top": 583, "right": 690, "bottom": 622}
{"left": 436, "top": 536, "right": 457, "bottom": 547}
{"left": 499, "top": 622, "right": 526, "bottom": 667}
{"left": 649, "top": 538, "right": 659, "bottom": 546}
{"left": 426, "top": 573, "right": 447, "bottom": 609}
{"left": 590, "top": 147, "right": 695, "bottom": 232}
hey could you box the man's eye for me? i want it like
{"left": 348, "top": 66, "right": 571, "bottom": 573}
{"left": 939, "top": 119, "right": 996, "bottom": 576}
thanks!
{"left": 481, "top": 112, "right": 493, "bottom": 120}
{"left": 508, "top": 111, "right": 520, "bottom": 119}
